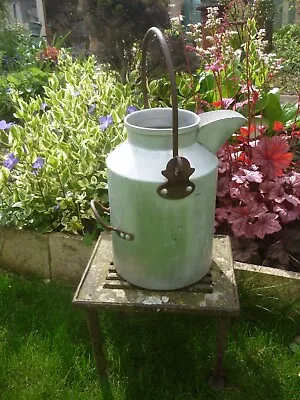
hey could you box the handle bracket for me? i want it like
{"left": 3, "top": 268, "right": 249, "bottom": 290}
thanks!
{"left": 91, "top": 200, "right": 134, "bottom": 241}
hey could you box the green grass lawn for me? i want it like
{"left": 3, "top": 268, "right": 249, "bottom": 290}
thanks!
{"left": 0, "top": 270, "right": 299, "bottom": 400}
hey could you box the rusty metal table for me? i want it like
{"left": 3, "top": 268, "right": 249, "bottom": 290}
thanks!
{"left": 72, "top": 232, "right": 240, "bottom": 390}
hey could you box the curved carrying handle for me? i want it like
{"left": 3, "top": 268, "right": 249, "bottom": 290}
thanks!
{"left": 141, "top": 27, "right": 195, "bottom": 200}
{"left": 91, "top": 200, "right": 134, "bottom": 241}
{"left": 142, "top": 27, "right": 179, "bottom": 158}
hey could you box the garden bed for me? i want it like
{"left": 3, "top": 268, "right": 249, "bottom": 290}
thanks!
{"left": 1, "top": 227, "right": 299, "bottom": 309}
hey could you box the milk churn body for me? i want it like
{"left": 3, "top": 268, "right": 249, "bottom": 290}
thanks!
{"left": 106, "top": 108, "right": 218, "bottom": 290}
{"left": 91, "top": 27, "right": 246, "bottom": 290}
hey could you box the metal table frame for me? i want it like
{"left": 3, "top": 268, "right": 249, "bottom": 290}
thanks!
{"left": 73, "top": 232, "right": 240, "bottom": 390}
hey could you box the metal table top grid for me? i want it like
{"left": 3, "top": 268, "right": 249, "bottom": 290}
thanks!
{"left": 73, "top": 232, "right": 239, "bottom": 316}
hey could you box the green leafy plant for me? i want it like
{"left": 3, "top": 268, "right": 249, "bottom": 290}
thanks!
{"left": 0, "top": 53, "right": 140, "bottom": 235}
{"left": 273, "top": 24, "right": 300, "bottom": 94}
{"left": 0, "top": 24, "right": 43, "bottom": 72}
{"left": 0, "top": 67, "right": 52, "bottom": 122}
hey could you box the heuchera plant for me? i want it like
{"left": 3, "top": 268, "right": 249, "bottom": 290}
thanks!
{"left": 165, "top": 1, "right": 300, "bottom": 269}
{"left": 216, "top": 119, "right": 300, "bottom": 267}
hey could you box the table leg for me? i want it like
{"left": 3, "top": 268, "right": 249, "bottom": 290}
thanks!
{"left": 85, "top": 309, "right": 107, "bottom": 378}
{"left": 208, "top": 317, "right": 231, "bottom": 391}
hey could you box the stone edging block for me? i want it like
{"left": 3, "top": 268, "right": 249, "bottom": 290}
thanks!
{"left": 0, "top": 227, "right": 50, "bottom": 278}
{"left": 234, "top": 261, "right": 300, "bottom": 305}
{"left": 0, "top": 228, "right": 299, "bottom": 305}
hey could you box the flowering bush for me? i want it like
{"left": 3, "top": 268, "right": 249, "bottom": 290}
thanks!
{"left": 0, "top": 53, "right": 140, "bottom": 237}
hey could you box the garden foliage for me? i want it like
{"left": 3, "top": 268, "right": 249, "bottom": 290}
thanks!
{"left": 273, "top": 23, "right": 300, "bottom": 94}
{"left": 151, "top": 4, "right": 300, "bottom": 266}
{"left": 0, "top": 1, "right": 299, "bottom": 268}
{"left": 0, "top": 24, "right": 55, "bottom": 122}
{"left": 0, "top": 54, "right": 139, "bottom": 235}
{"left": 83, "top": 0, "right": 170, "bottom": 78}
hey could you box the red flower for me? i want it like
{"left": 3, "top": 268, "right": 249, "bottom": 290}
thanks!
{"left": 273, "top": 121, "right": 284, "bottom": 131}
{"left": 239, "top": 125, "right": 256, "bottom": 137}
{"left": 38, "top": 46, "right": 60, "bottom": 62}
{"left": 212, "top": 100, "right": 222, "bottom": 108}
{"left": 212, "top": 98, "right": 235, "bottom": 109}
{"left": 237, "top": 152, "right": 252, "bottom": 165}
{"left": 252, "top": 136, "right": 293, "bottom": 179}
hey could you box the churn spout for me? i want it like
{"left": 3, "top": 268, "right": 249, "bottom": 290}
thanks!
{"left": 197, "top": 110, "right": 247, "bottom": 153}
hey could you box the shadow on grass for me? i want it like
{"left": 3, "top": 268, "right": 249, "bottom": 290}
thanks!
{"left": 0, "top": 270, "right": 299, "bottom": 400}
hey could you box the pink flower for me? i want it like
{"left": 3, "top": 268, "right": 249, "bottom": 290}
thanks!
{"left": 252, "top": 136, "right": 293, "bottom": 179}
{"left": 185, "top": 45, "right": 198, "bottom": 54}
{"left": 206, "top": 59, "right": 223, "bottom": 72}
{"left": 222, "top": 98, "right": 235, "bottom": 109}
{"left": 252, "top": 213, "right": 281, "bottom": 239}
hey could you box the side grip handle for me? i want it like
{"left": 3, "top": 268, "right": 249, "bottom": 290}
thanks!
{"left": 91, "top": 200, "right": 134, "bottom": 241}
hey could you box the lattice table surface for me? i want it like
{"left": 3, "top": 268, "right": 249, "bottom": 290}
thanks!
{"left": 73, "top": 232, "right": 240, "bottom": 316}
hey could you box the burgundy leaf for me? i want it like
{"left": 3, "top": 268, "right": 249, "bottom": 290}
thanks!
{"left": 252, "top": 213, "right": 281, "bottom": 239}
{"left": 231, "top": 219, "right": 255, "bottom": 238}
{"left": 286, "top": 172, "right": 300, "bottom": 197}
{"left": 215, "top": 207, "right": 229, "bottom": 222}
{"left": 259, "top": 178, "right": 285, "bottom": 202}
{"left": 231, "top": 237, "right": 259, "bottom": 262}
{"left": 273, "top": 203, "right": 300, "bottom": 224}
{"left": 266, "top": 240, "right": 290, "bottom": 266}
{"left": 217, "top": 176, "right": 230, "bottom": 197}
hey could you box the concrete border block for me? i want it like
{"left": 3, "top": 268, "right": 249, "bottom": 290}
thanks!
{"left": 0, "top": 227, "right": 50, "bottom": 278}
{"left": 234, "top": 261, "right": 300, "bottom": 305}
{"left": 49, "top": 232, "right": 94, "bottom": 285}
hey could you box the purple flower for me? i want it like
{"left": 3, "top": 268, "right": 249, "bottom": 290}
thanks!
{"left": 40, "top": 102, "right": 48, "bottom": 111}
{"left": 3, "top": 153, "right": 19, "bottom": 170}
{"left": 126, "top": 105, "right": 138, "bottom": 114}
{"left": 5, "top": 88, "right": 12, "bottom": 94}
{"left": 53, "top": 203, "right": 60, "bottom": 211}
{"left": 99, "top": 115, "right": 113, "bottom": 130}
{"left": 88, "top": 104, "right": 96, "bottom": 115}
{"left": 32, "top": 157, "right": 45, "bottom": 172}
{"left": 0, "top": 120, "right": 14, "bottom": 130}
